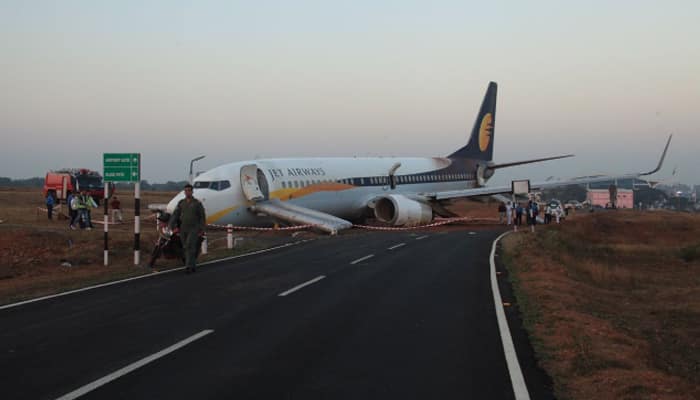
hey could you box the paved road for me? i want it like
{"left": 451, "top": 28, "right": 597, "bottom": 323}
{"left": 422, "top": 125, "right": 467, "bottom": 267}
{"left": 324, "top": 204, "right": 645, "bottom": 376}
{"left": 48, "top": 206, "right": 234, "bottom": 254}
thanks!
{"left": 0, "top": 229, "right": 550, "bottom": 399}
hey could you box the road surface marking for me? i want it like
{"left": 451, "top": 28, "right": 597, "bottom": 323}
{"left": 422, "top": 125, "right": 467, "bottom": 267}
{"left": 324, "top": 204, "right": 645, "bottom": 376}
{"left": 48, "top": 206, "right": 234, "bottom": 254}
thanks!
{"left": 350, "top": 254, "right": 375, "bottom": 265}
{"left": 387, "top": 243, "right": 406, "bottom": 250}
{"left": 278, "top": 275, "right": 326, "bottom": 297}
{"left": 0, "top": 240, "right": 311, "bottom": 311}
{"left": 415, "top": 235, "right": 429, "bottom": 240}
{"left": 490, "top": 232, "right": 530, "bottom": 400}
{"left": 56, "top": 330, "right": 214, "bottom": 400}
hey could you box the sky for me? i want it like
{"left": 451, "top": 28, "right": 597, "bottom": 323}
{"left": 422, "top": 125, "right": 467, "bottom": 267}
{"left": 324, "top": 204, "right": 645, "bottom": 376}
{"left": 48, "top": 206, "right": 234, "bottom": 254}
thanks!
{"left": 1, "top": 1, "right": 698, "bottom": 186}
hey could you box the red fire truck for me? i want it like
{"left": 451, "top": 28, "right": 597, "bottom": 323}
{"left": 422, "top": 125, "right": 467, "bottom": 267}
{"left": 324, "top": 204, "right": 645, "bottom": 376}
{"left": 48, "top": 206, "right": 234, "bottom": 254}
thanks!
{"left": 43, "top": 168, "right": 111, "bottom": 205}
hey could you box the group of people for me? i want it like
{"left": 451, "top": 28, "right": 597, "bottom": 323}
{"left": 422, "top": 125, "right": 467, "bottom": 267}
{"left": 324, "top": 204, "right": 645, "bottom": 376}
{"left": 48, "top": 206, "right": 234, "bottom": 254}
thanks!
{"left": 43, "top": 183, "right": 205, "bottom": 273}
{"left": 43, "top": 191, "right": 125, "bottom": 229}
{"left": 543, "top": 203, "right": 565, "bottom": 224}
{"left": 499, "top": 200, "right": 553, "bottom": 232}
{"left": 66, "top": 190, "right": 98, "bottom": 230}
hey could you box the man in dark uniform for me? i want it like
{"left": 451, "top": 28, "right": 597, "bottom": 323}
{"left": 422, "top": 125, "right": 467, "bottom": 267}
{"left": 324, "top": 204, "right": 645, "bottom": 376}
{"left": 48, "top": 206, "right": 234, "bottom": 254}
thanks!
{"left": 170, "top": 184, "right": 206, "bottom": 273}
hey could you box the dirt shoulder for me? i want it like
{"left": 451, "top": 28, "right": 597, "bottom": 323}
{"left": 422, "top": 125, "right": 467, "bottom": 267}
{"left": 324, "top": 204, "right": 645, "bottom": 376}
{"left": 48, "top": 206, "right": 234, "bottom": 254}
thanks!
{"left": 0, "top": 188, "right": 311, "bottom": 305}
{"left": 501, "top": 210, "right": 700, "bottom": 399}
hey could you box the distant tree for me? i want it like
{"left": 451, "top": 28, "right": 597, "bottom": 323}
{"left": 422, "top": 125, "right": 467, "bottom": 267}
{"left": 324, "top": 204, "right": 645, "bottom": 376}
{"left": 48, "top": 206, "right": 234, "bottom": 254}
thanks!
{"left": 634, "top": 187, "right": 668, "bottom": 205}
{"left": 634, "top": 187, "right": 668, "bottom": 207}
{"left": 0, "top": 177, "right": 44, "bottom": 187}
{"left": 112, "top": 180, "right": 186, "bottom": 192}
{"left": 139, "top": 180, "right": 153, "bottom": 191}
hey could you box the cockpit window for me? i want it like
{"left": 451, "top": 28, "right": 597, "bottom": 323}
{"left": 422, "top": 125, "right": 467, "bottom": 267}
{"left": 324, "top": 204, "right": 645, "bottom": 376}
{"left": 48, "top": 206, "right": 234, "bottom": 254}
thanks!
{"left": 193, "top": 180, "right": 231, "bottom": 191}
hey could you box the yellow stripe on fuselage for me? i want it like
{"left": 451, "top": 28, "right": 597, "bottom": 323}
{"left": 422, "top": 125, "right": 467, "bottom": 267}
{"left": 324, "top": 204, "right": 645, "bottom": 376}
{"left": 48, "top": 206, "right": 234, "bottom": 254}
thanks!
{"left": 206, "top": 205, "right": 239, "bottom": 224}
{"left": 270, "top": 183, "right": 354, "bottom": 201}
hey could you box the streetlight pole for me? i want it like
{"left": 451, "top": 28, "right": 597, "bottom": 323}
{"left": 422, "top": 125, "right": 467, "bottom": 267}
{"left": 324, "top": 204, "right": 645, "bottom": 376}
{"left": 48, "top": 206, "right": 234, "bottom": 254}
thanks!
{"left": 189, "top": 155, "right": 206, "bottom": 184}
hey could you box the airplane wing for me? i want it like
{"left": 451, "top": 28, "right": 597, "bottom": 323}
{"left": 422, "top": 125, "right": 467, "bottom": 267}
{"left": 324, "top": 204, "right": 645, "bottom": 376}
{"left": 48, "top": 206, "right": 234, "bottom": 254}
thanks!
{"left": 423, "top": 134, "right": 672, "bottom": 201}
{"left": 250, "top": 198, "right": 352, "bottom": 235}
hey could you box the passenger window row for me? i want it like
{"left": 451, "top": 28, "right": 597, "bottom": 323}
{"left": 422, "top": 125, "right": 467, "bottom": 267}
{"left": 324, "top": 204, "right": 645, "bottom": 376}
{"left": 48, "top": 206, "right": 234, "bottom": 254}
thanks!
{"left": 278, "top": 172, "right": 476, "bottom": 189}
{"left": 193, "top": 180, "right": 231, "bottom": 191}
{"left": 395, "top": 173, "right": 474, "bottom": 183}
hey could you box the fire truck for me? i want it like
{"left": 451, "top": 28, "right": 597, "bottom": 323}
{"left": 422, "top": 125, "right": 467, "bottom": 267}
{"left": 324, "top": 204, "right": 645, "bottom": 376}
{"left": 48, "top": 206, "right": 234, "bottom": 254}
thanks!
{"left": 43, "top": 168, "right": 111, "bottom": 205}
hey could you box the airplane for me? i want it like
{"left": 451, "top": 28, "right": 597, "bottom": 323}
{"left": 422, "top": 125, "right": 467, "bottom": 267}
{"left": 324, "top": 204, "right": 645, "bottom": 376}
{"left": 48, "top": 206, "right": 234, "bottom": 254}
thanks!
{"left": 164, "top": 81, "right": 672, "bottom": 234}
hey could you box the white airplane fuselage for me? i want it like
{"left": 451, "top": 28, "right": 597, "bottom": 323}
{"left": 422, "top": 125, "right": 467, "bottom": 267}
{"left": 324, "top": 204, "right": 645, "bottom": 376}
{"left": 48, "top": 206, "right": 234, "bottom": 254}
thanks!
{"left": 166, "top": 157, "right": 481, "bottom": 227}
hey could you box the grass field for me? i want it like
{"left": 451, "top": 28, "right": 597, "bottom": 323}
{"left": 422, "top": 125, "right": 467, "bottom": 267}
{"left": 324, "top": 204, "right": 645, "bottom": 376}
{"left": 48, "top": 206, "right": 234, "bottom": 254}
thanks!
{"left": 502, "top": 210, "right": 700, "bottom": 400}
{"left": 0, "top": 187, "right": 306, "bottom": 304}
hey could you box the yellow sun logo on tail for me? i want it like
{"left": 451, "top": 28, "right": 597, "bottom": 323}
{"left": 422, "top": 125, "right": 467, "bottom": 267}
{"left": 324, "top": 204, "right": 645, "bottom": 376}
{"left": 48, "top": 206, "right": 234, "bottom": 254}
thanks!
{"left": 479, "top": 113, "right": 493, "bottom": 152}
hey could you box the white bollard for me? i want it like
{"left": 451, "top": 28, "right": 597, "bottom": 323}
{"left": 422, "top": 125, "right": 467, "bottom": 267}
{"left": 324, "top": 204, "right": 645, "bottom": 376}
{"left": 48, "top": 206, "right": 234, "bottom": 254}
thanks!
{"left": 227, "top": 224, "right": 233, "bottom": 249}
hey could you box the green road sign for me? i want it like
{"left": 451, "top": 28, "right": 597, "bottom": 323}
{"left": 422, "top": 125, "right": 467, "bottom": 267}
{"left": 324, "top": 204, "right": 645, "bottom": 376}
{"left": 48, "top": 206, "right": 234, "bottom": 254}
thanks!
{"left": 103, "top": 153, "right": 140, "bottom": 182}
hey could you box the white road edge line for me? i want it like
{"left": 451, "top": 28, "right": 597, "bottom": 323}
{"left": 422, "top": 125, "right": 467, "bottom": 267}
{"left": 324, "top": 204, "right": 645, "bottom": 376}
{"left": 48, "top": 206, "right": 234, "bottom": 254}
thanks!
{"left": 387, "top": 243, "right": 406, "bottom": 250}
{"left": 278, "top": 275, "right": 326, "bottom": 297}
{"left": 415, "top": 235, "right": 429, "bottom": 240}
{"left": 0, "top": 240, "right": 312, "bottom": 311}
{"left": 490, "top": 232, "right": 530, "bottom": 400}
{"left": 350, "top": 254, "right": 375, "bottom": 265}
{"left": 55, "top": 329, "right": 214, "bottom": 400}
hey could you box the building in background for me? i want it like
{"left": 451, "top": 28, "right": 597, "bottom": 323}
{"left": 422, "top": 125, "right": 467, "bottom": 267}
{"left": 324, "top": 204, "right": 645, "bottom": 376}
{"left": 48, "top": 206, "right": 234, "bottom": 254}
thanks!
{"left": 587, "top": 188, "right": 634, "bottom": 208}
{"left": 586, "top": 179, "right": 638, "bottom": 208}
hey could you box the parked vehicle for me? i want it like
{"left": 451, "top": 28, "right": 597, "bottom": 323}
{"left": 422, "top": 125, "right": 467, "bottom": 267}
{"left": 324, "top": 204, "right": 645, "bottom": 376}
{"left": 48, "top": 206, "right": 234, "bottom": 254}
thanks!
{"left": 566, "top": 200, "right": 583, "bottom": 209}
{"left": 148, "top": 212, "right": 204, "bottom": 268}
{"left": 43, "top": 168, "right": 110, "bottom": 205}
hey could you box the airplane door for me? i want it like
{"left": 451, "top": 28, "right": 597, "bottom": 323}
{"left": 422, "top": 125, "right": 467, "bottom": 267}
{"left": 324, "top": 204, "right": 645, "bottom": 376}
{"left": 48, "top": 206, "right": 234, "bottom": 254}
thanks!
{"left": 240, "top": 164, "right": 269, "bottom": 202}
{"left": 388, "top": 162, "right": 401, "bottom": 190}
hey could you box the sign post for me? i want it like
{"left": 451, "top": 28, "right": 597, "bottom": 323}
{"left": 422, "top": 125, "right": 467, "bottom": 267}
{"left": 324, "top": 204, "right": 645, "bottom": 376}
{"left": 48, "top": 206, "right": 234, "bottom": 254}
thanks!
{"left": 103, "top": 153, "right": 141, "bottom": 266}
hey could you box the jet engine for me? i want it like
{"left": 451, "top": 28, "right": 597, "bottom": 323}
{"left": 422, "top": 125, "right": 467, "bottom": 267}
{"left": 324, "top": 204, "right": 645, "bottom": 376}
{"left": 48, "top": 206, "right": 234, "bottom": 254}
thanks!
{"left": 373, "top": 194, "right": 433, "bottom": 226}
{"left": 476, "top": 163, "right": 495, "bottom": 186}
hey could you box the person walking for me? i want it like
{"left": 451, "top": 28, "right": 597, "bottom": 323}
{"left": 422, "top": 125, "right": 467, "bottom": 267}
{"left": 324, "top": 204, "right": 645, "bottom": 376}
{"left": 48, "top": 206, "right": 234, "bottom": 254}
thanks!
{"left": 169, "top": 184, "right": 206, "bottom": 273}
{"left": 515, "top": 202, "right": 523, "bottom": 227}
{"left": 81, "top": 191, "right": 96, "bottom": 230}
{"left": 554, "top": 206, "right": 562, "bottom": 224}
{"left": 75, "top": 190, "right": 94, "bottom": 229}
{"left": 498, "top": 202, "right": 506, "bottom": 224}
{"left": 528, "top": 200, "right": 539, "bottom": 233}
{"left": 46, "top": 192, "right": 55, "bottom": 220}
{"left": 110, "top": 195, "right": 123, "bottom": 223}
{"left": 506, "top": 201, "right": 513, "bottom": 225}
{"left": 67, "top": 191, "right": 79, "bottom": 229}
{"left": 544, "top": 204, "right": 553, "bottom": 224}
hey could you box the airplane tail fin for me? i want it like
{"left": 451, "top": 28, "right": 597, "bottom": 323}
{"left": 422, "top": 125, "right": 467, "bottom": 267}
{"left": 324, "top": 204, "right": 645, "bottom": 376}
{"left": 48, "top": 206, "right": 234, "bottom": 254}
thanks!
{"left": 448, "top": 81, "right": 497, "bottom": 160}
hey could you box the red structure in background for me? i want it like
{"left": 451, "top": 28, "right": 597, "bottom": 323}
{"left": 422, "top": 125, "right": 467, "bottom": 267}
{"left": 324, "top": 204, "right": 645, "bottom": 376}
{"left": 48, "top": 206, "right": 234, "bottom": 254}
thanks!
{"left": 587, "top": 189, "right": 634, "bottom": 208}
